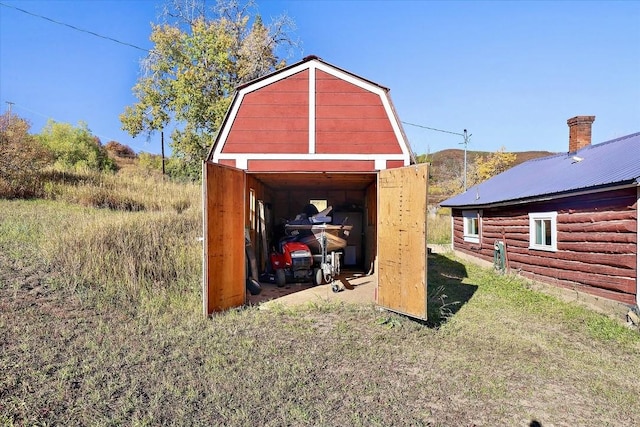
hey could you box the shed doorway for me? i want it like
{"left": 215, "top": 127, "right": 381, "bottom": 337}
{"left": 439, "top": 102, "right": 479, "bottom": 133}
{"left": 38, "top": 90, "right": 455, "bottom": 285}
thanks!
{"left": 203, "top": 162, "right": 429, "bottom": 320}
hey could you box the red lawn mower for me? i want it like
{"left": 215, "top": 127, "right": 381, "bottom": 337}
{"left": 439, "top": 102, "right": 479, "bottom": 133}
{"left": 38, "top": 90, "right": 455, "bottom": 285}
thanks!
{"left": 269, "top": 236, "right": 316, "bottom": 287}
{"left": 269, "top": 204, "right": 324, "bottom": 287}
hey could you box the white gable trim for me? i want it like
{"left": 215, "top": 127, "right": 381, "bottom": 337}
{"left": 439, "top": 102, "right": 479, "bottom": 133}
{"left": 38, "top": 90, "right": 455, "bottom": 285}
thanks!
{"left": 308, "top": 64, "right": 316, "bottom": 154}
{"left": 236, "top": 61, "right": 316, "bottom": 95}
{"left": 313, "top": 61, "right": 411, "bottom": 159}
{"left": 212, "top": 59, "right": 411, "bottom": 165}
{"left": 212, "top": 92, "right": 245, "bottom": 162}
{"left": 216, "top": 152, "right": 405, "bottom": 171}
{"left": 212, "top": 61, "right": 314, "bottom": 162}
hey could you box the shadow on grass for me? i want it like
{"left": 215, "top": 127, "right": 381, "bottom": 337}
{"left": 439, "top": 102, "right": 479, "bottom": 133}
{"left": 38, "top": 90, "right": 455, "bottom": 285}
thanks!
{"left": 427, "top": 252, "right": 478, "bottom": 328}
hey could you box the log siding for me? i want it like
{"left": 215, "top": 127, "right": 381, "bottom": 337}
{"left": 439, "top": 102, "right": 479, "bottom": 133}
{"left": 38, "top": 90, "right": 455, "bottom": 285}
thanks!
{"left": 452, "top": 187, "right": 638, "bottom": 304}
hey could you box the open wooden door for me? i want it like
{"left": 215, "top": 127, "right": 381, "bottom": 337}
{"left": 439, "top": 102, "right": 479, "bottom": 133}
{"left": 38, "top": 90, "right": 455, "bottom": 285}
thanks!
{"left": 202, "top": 161, "right": 246, "bottom": 316}
{"left": 377, "top": 163, "right": 428, "bottom": 320}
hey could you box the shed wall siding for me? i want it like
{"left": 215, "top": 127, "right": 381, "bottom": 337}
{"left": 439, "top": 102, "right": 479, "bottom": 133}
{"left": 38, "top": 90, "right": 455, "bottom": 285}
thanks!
{"left": 218, "top": 159, "right": 236, "bottom": 168}
{"left": 315, "top": 70, "right": 401, "bottom": 155}
{"left": 223, "top": 70, "right": 309, "bottom": 154}
{"left": 247, "top": 159, "right": 376, "bottom": 172}
{"left": 211, "top": 58, "right": 412, "bottom": 172}
{"left": 386, "top": 160, "right": 406, "bottom": 169}
{"left": 452, "top": 188, "right": 638, "bottom": 304}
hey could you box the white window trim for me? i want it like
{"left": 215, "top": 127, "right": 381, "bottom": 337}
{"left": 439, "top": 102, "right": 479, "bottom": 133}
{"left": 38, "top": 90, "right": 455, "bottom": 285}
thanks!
{"left": 528, "top": 211, "right": 558, "bottom": 252}
{"left": 462, "top": 210, "right": 481, "bottom": 244}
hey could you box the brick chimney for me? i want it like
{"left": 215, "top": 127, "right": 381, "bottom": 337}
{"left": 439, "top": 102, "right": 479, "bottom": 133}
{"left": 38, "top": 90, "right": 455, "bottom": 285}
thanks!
{"left": 567, "top": 116, "right": 595, "bottom": 153}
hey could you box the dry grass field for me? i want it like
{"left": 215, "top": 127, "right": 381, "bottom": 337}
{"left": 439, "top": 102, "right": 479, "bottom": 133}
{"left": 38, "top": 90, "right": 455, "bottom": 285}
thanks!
{"left": 1, "top": 169, "right": 639, "bottom": 426}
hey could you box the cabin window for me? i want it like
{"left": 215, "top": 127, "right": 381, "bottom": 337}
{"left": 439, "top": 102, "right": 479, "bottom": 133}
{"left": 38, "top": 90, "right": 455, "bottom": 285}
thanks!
{"left": 528, "top": 212, "right": 557, "bottom": 251}
{"left": 462, "top": 210, "right": 481, "bottom": 243}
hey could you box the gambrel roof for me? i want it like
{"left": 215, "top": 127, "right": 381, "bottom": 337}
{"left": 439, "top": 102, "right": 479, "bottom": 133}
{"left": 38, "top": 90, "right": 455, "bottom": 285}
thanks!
{"left": 207, "top": 55, "right": 413, "bottom": 172}
{"left": 442, "top": 132, "right": 640, "bottom": 208}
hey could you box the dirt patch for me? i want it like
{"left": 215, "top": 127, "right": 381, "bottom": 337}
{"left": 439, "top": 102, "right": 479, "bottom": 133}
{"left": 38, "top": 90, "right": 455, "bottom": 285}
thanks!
{"left": 247, "top": 281, "right": 317, "bottom": 305}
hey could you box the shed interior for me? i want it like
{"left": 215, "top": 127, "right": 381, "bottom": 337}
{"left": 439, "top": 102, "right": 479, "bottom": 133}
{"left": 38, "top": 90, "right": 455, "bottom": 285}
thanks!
{"left": 245, "top": 172, "right": 378, "bottom": 275}
{"left": 204, "top": 161, "right": 429, "bottom": 319}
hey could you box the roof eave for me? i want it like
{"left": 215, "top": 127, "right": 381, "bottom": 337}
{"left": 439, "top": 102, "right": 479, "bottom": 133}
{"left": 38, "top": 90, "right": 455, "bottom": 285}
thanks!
{"left": 441, "top": 180, "right": 640, "bottom": 210}
{"left": 207, "top": 91, "right": 240, "bottom": 161}
{"left": 236, "top": 55, "right": 391, "bottom": 93}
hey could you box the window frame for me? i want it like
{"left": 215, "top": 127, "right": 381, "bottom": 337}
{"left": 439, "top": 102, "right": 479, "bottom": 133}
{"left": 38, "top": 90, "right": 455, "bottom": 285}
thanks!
{"left": 528, "top": 211, "right": 558, "bottom": 252}
{"left": 462, "top": 210, "right": 481, "bottom": 244}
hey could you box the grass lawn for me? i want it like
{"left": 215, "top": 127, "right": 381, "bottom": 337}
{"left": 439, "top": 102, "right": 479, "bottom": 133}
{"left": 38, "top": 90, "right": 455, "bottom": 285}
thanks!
{"left": 1, "top": 198, "right": 639, "bottom": 426}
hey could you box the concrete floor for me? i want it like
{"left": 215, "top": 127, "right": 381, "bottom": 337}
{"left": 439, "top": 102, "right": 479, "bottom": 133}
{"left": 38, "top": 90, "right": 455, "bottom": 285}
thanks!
{"left": 247, "top": 270, "right": 377, "bottom": 310}
{"left": 248, "top": 245, "right": 449, "bottom": 310}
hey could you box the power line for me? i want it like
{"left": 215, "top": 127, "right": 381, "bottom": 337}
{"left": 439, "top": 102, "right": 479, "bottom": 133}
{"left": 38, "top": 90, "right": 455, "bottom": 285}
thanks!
{"left": 4, "top": 101, "right": 122, "bottom": 144}
{"left": 0, "top": 1, "right": 149, "bottom": 53}
{"left": 402, "top": 120, "right": 472, "bottom": 191}
{"left": 401, "top": 121, "right": 465, "bottom": 137}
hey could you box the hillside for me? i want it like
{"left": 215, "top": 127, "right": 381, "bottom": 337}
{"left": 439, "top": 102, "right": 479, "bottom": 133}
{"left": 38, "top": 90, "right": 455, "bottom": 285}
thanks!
{"left": 424, "top": 149, "right": 557, "bottom": 205}
{"left": 428, "top": 148, "right": 556, "bottom": 169}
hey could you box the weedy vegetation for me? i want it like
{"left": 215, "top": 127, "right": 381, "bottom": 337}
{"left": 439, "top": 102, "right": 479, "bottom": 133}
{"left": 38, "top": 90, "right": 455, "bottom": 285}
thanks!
{"left": 426, "top": 209, "right": 452, "bottom": 245}
{"left": 1, "top": 165, "right": 639, "bottom": 426}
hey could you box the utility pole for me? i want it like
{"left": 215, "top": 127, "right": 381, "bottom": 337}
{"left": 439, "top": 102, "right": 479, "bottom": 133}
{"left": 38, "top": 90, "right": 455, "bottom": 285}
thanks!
{"left": 461, "top": 129, "right": 471, "bottom": 191}
{"left": 161, "top": 131, "right": 166, "bottom": 176}
{"left": 400, "top": 121, "right": 472, "bottom": 191}
{"left": 5, "top": 101, "right": 15, "bottom": 127}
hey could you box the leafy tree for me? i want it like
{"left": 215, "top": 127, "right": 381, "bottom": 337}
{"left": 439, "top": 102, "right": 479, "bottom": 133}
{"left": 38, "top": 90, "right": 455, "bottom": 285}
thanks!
{"left": 474, "top": 146, "right": 517, "bottom": 182}
{"left": 0, "top": 112, "right": 53, "bottom": 198}
{"left": 120, "top": 0, "right": 296, "bottom": 179}
{"left": 105, "top": 141, "right": 137, "bottom": 159}
{"left": 428, "top": 147, "right": 516, "bottom": 199}
{"left": 414, "top": 153, "right": 431, "bottom": 164}
{"left": 37, "top": 120, "right": 116, "bottom": 172}
{"left": 138, "top": 151, "right": 164, "bottom": 172}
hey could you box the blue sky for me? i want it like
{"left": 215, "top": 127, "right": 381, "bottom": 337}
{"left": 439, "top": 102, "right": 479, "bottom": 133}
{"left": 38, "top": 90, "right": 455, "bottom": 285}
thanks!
{"left": 1, "top": 0, "right": 639, "bottom": 156}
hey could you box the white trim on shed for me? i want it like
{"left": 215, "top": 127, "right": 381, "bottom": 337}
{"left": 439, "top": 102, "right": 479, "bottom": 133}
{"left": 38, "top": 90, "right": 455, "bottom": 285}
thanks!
{"left": 210, "top": 58, "right": 412, "bottom": 168}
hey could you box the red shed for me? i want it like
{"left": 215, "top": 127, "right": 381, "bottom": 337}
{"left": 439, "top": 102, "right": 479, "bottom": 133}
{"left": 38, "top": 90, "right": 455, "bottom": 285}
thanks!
{"left": 203, "top": 56, "right": 429, "bottom": 318}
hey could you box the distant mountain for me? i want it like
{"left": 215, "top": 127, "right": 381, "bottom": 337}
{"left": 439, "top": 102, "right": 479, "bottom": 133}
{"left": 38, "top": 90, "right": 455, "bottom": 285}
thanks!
{"left": 426, "top": 149, "right": 556, "bottom": 169}
{"left": 423, "top": 149, "right": 557, "bottom": 205}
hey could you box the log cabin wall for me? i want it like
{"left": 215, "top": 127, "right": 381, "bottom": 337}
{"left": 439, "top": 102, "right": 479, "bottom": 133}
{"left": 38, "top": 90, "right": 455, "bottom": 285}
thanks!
{"left": 452, "top": 187, "right": 638, "bottom": 304}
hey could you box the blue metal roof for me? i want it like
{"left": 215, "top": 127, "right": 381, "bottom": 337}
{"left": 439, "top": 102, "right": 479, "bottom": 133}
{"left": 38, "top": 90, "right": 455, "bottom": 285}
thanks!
{"left": 441, "top": 132, "right": 640, "bottom": 208}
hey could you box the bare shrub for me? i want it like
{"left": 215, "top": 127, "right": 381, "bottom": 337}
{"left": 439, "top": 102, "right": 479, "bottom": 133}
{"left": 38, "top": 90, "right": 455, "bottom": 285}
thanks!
{"left": 105, "top": 141, "right": 137, "bottom": 159}
{"left": 0, "top": 112, "right": 53, "bottom": 198}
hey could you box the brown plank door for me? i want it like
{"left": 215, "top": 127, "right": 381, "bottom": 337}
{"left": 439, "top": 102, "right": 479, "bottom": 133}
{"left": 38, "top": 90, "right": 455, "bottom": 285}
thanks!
{"left": 377, "top": 163, "right": 429, "bottom": 320}
{"left": 202, "top": 161, "right": 246, "bottom": 316}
